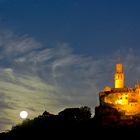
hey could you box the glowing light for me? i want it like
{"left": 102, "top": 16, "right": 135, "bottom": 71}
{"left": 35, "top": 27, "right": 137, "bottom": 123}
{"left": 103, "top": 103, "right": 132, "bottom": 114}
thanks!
{"left": 114, "top": 63, "right": 124, "bottom": 88}
{"left": 117, "top": 99, "right": 122, "bottom": 104}
{"left": 20, "top": 111, "right": 28, "bottom": 119}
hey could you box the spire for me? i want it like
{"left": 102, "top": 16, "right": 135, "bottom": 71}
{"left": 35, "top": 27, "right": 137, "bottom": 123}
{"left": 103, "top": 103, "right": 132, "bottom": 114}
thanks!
{"left": 114, "top": 63, "right": 124, "bottom": 88}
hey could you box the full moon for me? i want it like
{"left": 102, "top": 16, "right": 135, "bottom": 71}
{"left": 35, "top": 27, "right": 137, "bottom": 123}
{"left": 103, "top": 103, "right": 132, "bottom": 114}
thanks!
{"left": 20, "top": 111, "right": 28, "bottom": 119}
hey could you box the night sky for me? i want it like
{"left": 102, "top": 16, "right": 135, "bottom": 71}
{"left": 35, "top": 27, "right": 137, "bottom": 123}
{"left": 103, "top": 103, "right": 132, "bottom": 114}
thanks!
{"left": 0, "top": 0, "right": 140, "bottom": 132}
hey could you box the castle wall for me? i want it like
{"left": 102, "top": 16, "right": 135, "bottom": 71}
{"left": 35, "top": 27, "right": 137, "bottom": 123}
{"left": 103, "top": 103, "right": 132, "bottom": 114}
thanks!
{"left": 99, "top": 63, "right": 140, "bottom": 116}
{"left": 99, "top": 90, "right": 140, "bottom": 115}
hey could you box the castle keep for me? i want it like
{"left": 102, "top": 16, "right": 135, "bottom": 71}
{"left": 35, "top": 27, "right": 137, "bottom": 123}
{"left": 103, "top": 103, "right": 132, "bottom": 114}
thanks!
{"left": 99, "top": 63, "right": 140, "bottom": 115}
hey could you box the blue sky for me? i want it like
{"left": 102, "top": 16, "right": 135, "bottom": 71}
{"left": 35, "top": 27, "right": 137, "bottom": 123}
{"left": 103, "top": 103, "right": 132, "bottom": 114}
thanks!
{"left": 1, "top": 0, "right": 140, "bottom": 55}
{"left": 0, "top": 0, "right": 140, "bottom": 132}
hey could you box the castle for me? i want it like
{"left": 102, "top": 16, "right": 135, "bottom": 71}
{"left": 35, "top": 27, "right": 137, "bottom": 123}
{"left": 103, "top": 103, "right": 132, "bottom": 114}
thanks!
{"left": 99, "top": 63, "right": 140, "bottom": 115}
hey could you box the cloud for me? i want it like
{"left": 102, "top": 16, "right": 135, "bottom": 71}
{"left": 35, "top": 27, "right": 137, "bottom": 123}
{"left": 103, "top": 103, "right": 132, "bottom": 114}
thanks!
{"left": 0, "top": 31, "right": 101, "bottom": 131}
{"left": 0, "top": 30, "right": 140, "bottom": 131}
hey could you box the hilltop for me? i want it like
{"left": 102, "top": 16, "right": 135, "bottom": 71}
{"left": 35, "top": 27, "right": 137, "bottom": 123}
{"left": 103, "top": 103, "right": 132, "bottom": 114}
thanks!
{"left": 1, "top": 105, "right": 140, "bottom": 139}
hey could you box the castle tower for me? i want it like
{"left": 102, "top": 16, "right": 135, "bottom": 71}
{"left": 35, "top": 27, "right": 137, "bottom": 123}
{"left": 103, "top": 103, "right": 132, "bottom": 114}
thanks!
{"left": 114, "top": 63, "right": 124, "bottom": 88}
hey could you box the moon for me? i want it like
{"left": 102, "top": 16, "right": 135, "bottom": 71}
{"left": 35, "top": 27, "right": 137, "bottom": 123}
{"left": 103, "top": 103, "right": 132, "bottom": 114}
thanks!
{"left": 20, "top": 111, "right": 28, "bottom": 119}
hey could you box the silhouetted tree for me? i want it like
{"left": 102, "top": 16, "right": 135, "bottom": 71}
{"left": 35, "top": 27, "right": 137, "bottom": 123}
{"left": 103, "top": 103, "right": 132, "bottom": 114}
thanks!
{"left": 58, "top": 106, "right": 91, "bottom": 121}
{"left": 79, "top": 106, "right": 91, "bottom": 120}
{"left": 58, "top": 107, "right": 81, "bottom": 120}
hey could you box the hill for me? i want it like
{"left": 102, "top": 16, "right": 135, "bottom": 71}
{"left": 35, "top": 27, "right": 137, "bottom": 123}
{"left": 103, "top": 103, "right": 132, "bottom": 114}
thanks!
{"left": 1, "top": 105, "right": 140, "bottom": 139}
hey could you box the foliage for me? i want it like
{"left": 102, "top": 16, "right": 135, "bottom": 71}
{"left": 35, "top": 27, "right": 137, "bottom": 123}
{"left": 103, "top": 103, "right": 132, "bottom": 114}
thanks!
{"left": 58, "top": 106, "right": 91, "bottom": 121}
{"left": 1, "top": 105, "right": 140, "bottom": 139}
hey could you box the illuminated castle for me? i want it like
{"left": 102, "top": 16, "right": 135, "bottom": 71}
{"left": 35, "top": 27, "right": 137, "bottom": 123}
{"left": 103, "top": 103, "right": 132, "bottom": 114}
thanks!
{"left": 99, "top": 63, "right": 140, "bottom": 115}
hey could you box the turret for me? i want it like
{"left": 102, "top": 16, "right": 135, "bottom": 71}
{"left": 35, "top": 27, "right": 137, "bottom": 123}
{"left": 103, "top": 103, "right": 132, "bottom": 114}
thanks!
{"left": 114, "top": 63, "right": 124, "bottom": 88}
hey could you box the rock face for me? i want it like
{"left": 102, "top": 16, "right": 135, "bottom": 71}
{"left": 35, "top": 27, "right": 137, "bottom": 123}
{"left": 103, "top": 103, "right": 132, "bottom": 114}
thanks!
{"left": 94, "top": 105, "right": 121, "bottom": 126}
{"left": 94, "top": 105, "right": 140, "bottom": 128}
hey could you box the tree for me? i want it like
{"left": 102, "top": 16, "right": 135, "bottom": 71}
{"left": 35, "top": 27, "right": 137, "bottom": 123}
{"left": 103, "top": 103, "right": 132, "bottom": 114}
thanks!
{"left": 58, "top": 106, "right": 91, "bottom": 121}
{"left": 79, "top": 106, "right": 91, "bottom": 120}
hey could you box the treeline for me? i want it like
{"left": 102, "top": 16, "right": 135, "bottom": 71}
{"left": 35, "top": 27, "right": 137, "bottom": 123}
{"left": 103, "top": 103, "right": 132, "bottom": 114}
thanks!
{"left": 0, "top": 106, "right": 95, "bottom": 139}
{"left": 1, "top": 105, "right": 140, "bottom": 139}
